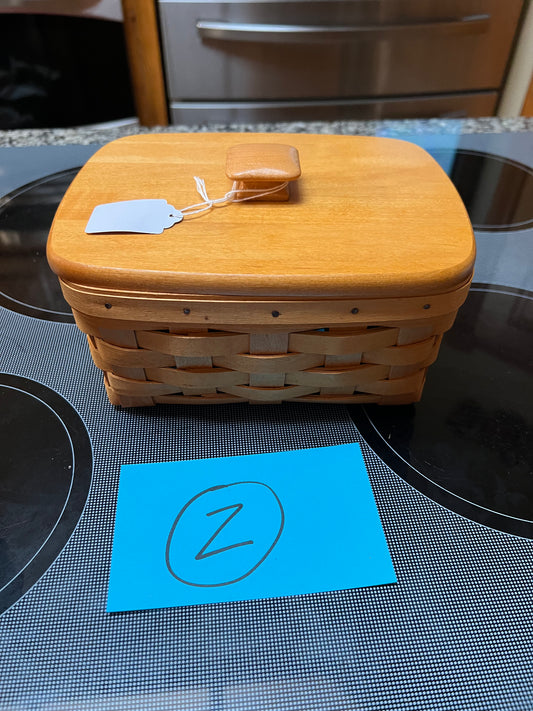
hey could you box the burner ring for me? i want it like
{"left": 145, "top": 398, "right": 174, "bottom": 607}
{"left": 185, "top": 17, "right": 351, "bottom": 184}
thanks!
{"left": 350, "top": 284, "right": 533, "bottom": 539}
{"left": 0, "top": 374, "right": 92, "bottom": 615}
{"left": 0, "top": 168, "right": 80, "bottom": 323}
{"left": 429, "top": 149, "right": 533, "bottom": 232}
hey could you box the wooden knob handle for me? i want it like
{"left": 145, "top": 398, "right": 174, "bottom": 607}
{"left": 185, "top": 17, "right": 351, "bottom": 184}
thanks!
{"left": 225, "top": 143, "right": 301, "bottom": 201}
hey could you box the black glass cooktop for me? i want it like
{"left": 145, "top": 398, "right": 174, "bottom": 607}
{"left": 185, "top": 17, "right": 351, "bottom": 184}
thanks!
{"left": 0, "top": 134, "right": 532, "bottom": 711}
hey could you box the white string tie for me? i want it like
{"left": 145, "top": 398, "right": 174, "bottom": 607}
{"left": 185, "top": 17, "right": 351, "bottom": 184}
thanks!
{"left": 171, "top": 177, "right": 289, "bottom": 219}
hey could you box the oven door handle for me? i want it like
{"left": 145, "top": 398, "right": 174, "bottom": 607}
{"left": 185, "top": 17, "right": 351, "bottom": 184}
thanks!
{"left": 196, "top": 15, "right": 490, "bottom": 42}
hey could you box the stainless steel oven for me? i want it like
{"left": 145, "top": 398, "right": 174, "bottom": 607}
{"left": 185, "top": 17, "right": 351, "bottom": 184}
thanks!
{"left": 159, "top": 0, "right": 525, "bottom": 122}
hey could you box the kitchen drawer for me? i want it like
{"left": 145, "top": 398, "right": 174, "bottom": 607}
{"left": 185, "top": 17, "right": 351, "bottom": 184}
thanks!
{"left": 170, "top": 91, "right": 498, "bottom": 123}
{"left": 159, "top": 0, "right": 523, "bottom": 102}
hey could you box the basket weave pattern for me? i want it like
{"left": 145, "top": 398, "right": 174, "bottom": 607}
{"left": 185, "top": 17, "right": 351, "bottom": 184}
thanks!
{"left": 47, "top": 134, "right": 476, "bottom": 408}
{"left": 85, "top": 318, "right": 452, "bottom": 407}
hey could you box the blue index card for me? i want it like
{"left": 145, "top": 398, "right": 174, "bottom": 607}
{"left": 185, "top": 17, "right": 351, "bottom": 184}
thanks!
{"left": 107, "top": 444, "right": 397, "bottom": 612}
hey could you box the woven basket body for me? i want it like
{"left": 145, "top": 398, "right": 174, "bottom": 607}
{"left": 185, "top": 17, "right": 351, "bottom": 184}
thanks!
{"left": 48, "top": 133, "right": 475, "bottom": 407}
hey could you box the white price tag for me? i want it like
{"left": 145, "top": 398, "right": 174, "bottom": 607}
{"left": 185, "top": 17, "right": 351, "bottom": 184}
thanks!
{"left": 85, "top": 199, "right": 183, "bottom": 235}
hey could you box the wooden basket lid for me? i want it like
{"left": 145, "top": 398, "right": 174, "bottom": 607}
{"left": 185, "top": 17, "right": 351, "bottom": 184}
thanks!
{"left": 47, "top": 133, "right": 475, "bottom": 298}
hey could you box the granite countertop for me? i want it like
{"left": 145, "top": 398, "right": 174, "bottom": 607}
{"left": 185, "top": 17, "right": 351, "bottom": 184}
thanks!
{"left": 1, "top": 117, "right": 533, "bottom": 147}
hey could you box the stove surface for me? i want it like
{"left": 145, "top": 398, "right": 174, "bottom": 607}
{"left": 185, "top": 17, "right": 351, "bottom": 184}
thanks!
{"left": 0, "top": 134, "right": 532, "bottom": 710}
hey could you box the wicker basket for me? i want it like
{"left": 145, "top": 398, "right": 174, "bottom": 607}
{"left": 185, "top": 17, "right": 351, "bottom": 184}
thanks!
{"left": 47, "top": 133, "right": 475, "bottom": 407}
